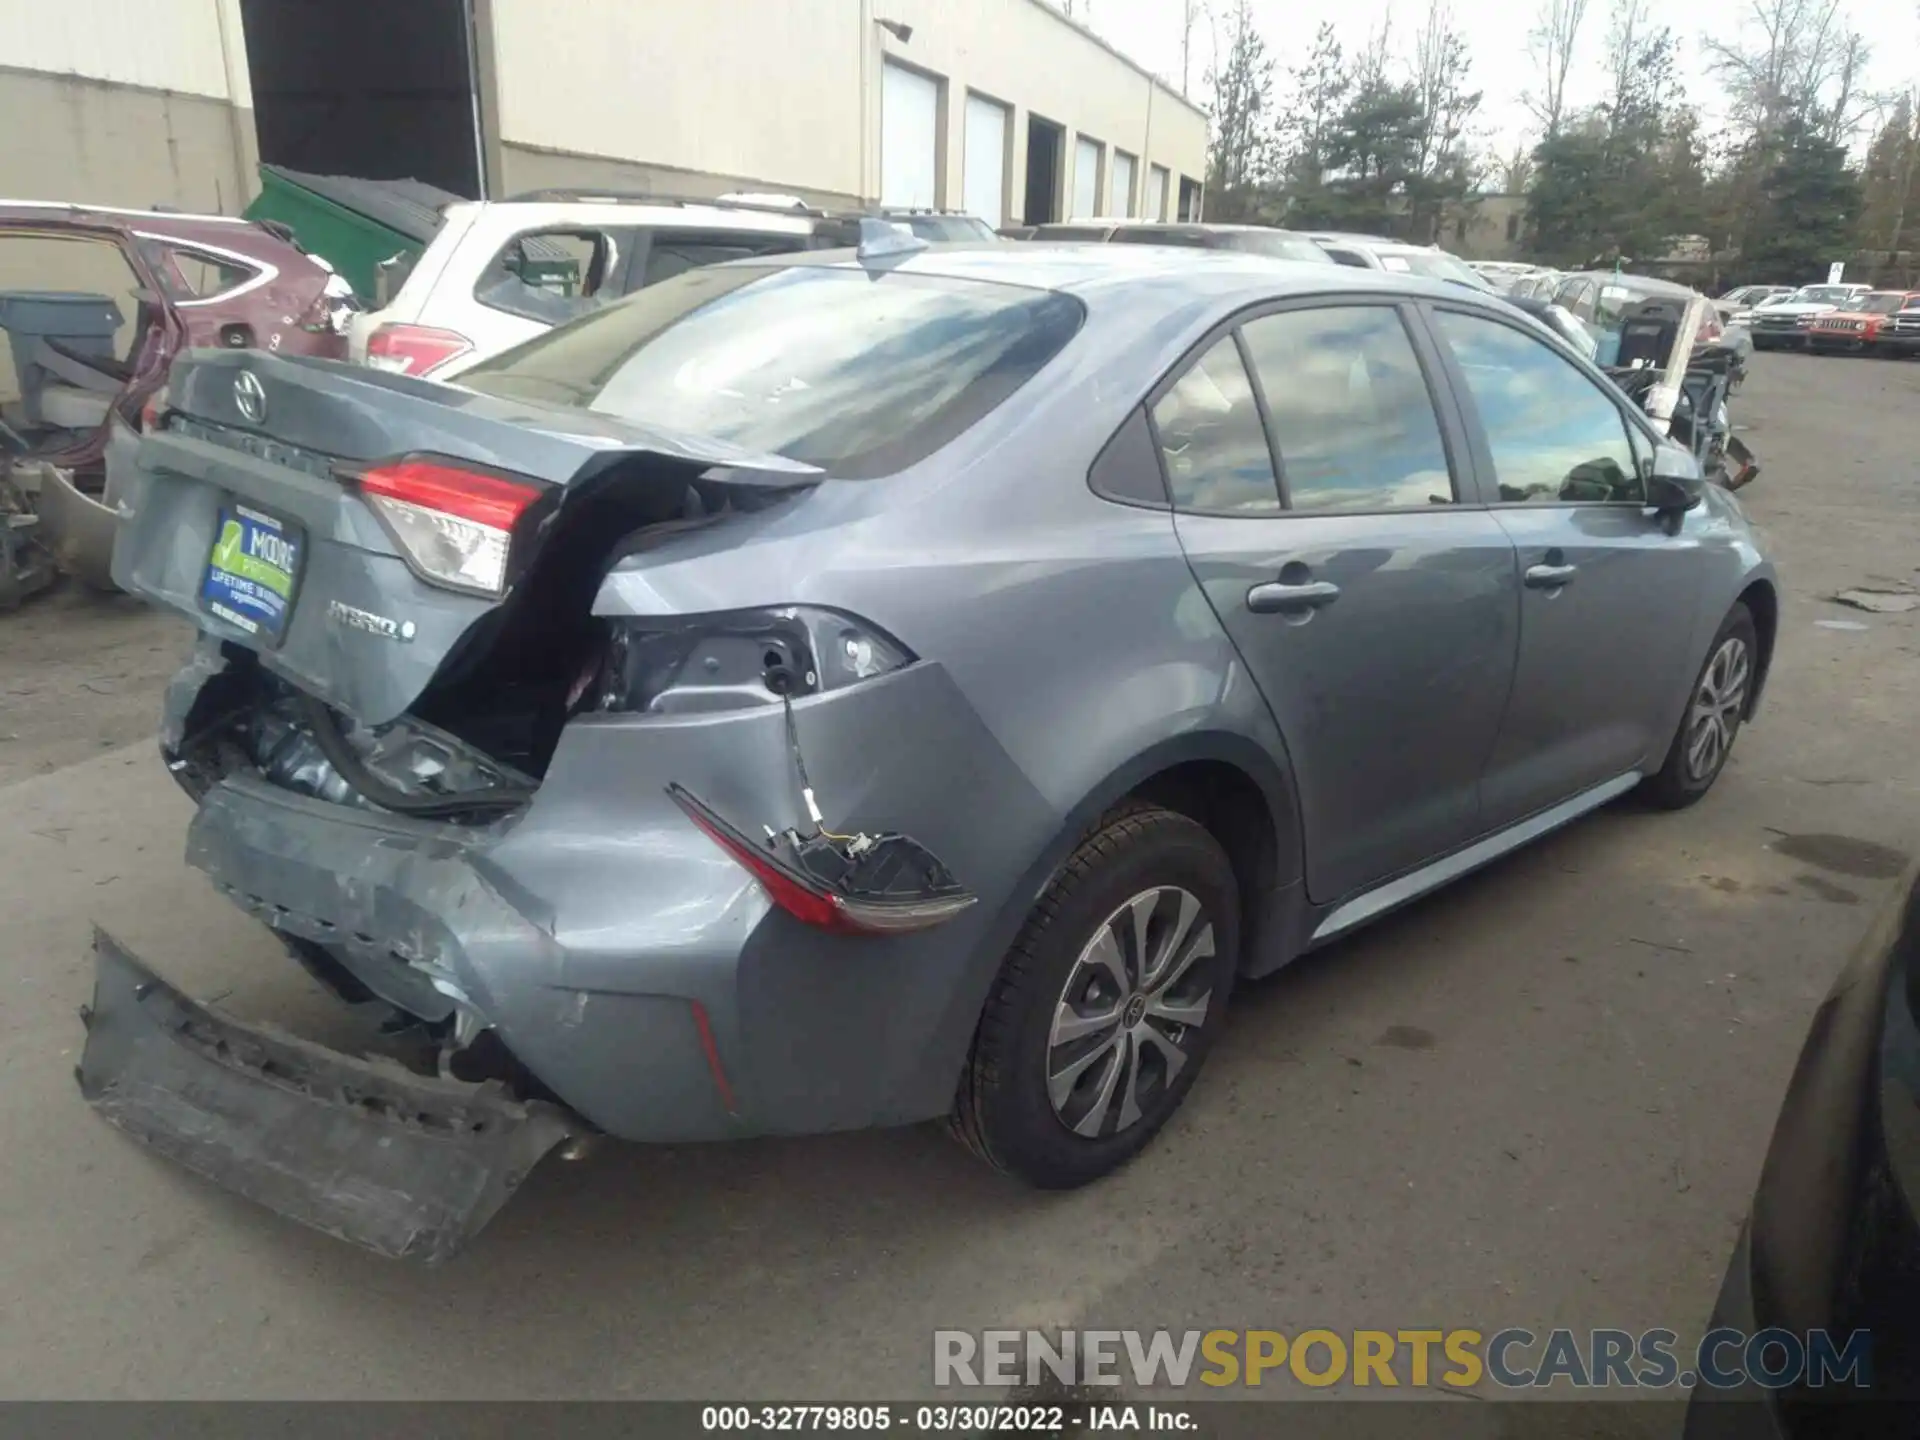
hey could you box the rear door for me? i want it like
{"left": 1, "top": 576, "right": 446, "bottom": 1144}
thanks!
{"left": 1161, "top": 300, "right": 1521, "bottom": 904}
{"left": 1425, "top": 304, "right": 1706, "bottom": 827}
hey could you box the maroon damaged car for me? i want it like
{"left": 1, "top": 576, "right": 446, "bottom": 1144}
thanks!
{"left": 0, "top": 202, "right": 356, "bottom": 601}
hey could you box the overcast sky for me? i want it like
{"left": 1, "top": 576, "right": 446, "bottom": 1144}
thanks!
{"left": 1075, "top": 0, "right": 1919, "bottom": 159}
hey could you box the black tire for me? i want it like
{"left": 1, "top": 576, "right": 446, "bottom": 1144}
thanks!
{"left": 952, "top": 804, "right": 1238, "bottom": 1188}
{"left": 1643, "top": 602, "right": 1758, "bottom": 810}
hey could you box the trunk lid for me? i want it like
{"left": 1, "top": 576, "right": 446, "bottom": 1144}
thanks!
{"left": 113, "top": 349, "right": 818, "bottom": 726}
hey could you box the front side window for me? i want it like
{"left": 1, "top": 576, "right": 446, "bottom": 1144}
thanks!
{"left": 459, "top": 264, "right": 1083, "bottom": 479}
{"left": 1149, "top": 336, "right": 1278, "bottom": 514}
{"left": 1433, "top": 309, "right": 1643, "bottom": 504}
{"left": 1240, "top": 306, "right": 1455, "bottom": 512}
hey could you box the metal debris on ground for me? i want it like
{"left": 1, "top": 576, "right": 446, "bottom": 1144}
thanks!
{"left": 1830, "top": 587, "right": 1920, "bottom": 614}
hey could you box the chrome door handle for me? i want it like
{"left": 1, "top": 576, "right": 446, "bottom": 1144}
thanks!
{"left": 1524, "top": 563, "right": 1578, "bottom": 589}
{"left": 1247, "top": 579, "right": 1342, "bottom": 613}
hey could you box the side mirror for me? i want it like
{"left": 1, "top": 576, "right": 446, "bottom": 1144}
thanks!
{"left": 1647, "top": 447, "right": 1705, "bottom": 513}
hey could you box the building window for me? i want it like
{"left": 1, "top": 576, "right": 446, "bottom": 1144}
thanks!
{"left": 1506, "top": 213, "right": 1520, "bottom": 243}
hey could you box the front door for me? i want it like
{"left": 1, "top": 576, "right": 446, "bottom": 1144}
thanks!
{"left": 1426, "top": 306, "right": 1706, "bottom": 828}
{"left": 1155, "top": 302, "right": 1521, "bottom": 905}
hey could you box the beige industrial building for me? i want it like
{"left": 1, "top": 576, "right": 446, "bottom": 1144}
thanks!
{"left": 0, "top": 0, "right": 1208, "bottom": 224}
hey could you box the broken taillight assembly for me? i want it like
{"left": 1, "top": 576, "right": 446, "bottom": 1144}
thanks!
{"left": 366, "top": 323, "right": 474, "bottom": 378}
{"left": 668, "top": 784, "right": 976, "bottom": 936}
{"left": 350, "top": 458, "right": 544, "bottom": 595}
{"left": 595, "top": 606, "right": 913, "bottom": 715}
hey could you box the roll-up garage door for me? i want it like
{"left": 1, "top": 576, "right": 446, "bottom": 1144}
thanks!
{"left": 882, "top": 62, "right": 939, "bottom": 209}
{"left": 963, "top": 94, "right": 1008, "bottom": 225}
{"left": 1111, "top": 152, "right": 1136, "bottom": 218}
{"left": 1072, "top": 136, "right": 1101, "bottom": 218}
{"left": 1147, "top": 165, "right": 1170, "bottom": 222}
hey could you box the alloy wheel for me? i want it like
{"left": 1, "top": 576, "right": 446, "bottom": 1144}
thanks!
{"left": 1046, "top": 886, "right": 1216, "bottom": 1139}
{"left": 1685, "top": 635, "right": 1750, "bottom": 783}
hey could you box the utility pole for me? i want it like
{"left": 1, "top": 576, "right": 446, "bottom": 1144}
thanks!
{"left": 1181, "top": 0, "right": 1200, "bottom": 96}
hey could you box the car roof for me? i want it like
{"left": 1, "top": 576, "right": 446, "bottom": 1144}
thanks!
{"left": 746, "top": 241, "right": 1473, "bottom": 305}
{"left": 1110, "top": 221, "right": 1311, "bottom": 235}
{"left": 0, "top": 198, "right": 254, "bottom": 229}
{"left": 1557, "top": 270, "right": 1699, "bottom": 299}
{"left": 447, "top": 198, "right": 817, "bottom": 232}
{"left": 0, "top": 201, "right": 309, "bottom": 259}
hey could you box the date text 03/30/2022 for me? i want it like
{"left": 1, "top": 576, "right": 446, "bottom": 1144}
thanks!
{"left": 701, "top": 1405, "right": 1193, "bottom": 1432}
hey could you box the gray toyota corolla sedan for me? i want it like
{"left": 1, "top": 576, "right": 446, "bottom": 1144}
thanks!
{"left": 85, "top": 234, "right": 1778, "bottom": 1260}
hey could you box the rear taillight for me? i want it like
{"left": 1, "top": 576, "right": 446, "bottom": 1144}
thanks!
{"left": 668, "top": 785, "right": 976, "bottom": 936}
{"left": 139, "top": 384, "right": 169, "bottom": 432}
{"left": 366, "top": 323, "right": 473, "bottom": 377}
{"left": 354, "top": 459, "right": 543, "bottom": 595}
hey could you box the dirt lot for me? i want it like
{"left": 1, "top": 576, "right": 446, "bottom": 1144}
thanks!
{"left": 0, "top": 584, "right": 185, "bottom": 786}
{"left": 1, "top": 350, "right": 1918, "bottom": 1403}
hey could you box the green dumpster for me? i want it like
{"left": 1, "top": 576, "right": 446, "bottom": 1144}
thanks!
{"left": 243, "top": 166, "right": 465, "bottom": 305}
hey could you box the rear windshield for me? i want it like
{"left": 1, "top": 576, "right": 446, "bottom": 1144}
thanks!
{"left": 457, "top": 264, "right": 1084, "bottom": 478}
{"left": 1375, "top": 249, "right": 1485, "bottom": 288}
{"left": 1109, "top": 227, "right": 1329, "bottom": 263}
{"left": 1221, "top": 232, "right": 1333, "bottom": 263}
{"left": 896, "top": 215, "right": 998, "bottom": 242}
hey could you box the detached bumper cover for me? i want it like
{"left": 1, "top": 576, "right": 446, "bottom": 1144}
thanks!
{"left": 76, "top": 929, "right": 574, "bottom": 1263}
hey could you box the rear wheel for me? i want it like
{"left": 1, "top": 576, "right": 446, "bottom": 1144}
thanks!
{"left": 952, "top": 805, "right": 1237, "bottom": 1188}
{"left": 1644, "top": 602, "right": 1757, "bottom": 809}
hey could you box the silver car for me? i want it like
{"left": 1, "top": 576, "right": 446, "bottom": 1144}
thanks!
{"left": 87, "top": 238, "right": 1778, "bottom": 1260}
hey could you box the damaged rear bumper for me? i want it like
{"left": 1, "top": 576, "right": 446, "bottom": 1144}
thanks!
{"left": 76, "top": 930, "right": 574, "bottom": 1263}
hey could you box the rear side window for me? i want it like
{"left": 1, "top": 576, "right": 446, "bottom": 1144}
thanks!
{"left": 475, "top": 227, "right": 630, "bottom": 324}
{"left": 138, "top": 241, "right": 260, "bottom": 301}
{"left": 1148, "top": 336, "right": 1279, "bottom": 514}
{"left": 1239, "top": 306, "right": 1455, "bottom": 511}
{"left": 459, "top": 265, "right": 1083, "bottom": 478}
{"left": 1110, "top": 227, "right": 1208, "bottom": 248}
{"left": 634, "top": 229, "right": 809, "bottom": 289}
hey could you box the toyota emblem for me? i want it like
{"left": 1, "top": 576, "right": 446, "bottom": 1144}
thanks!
{"left": 233, "top": 371, "right": 267, "bottom": 425}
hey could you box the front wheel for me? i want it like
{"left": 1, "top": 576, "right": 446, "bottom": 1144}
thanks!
{"left": 952, "top": 805, "right": 1238, "bottom": 1188}
{"left": 1643, "top": 602, "right": 1757, "bottom": 809}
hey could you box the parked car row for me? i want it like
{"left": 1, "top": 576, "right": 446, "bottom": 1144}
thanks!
{"left": 1741, "top": 284, "right": 1920, "bottom": 355}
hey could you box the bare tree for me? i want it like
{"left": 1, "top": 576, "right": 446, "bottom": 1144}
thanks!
{"left": 1525, "top": 0, "right": 1592, "bottom": 139}
{"left": 1498, "top": 140, "right": 1535, "bottom": 192}
{"left": 1413, "top": 0, "right": 1481, "bottom": 177}
{"left": 1703, "top": 0, "right": 1871, "bottom": 145}
{"left": 1205, "top": 0, "right": 1277, "bottom": 200}
{"left": 1822, "top": 29, "right": 1876, "bottom": 143}
{"left": 1355, "top": 8, "right": 1397, "bottom": 90}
